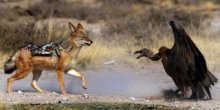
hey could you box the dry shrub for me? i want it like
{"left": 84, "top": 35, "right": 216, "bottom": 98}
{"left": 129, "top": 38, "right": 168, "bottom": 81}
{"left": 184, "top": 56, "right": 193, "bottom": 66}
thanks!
{"left": 77, "top": 36, "right": 141, "bottom": 69}
{"left": 102, "top": 7, "right": 206, "bottom": 41}
{"left": 76, "top": 31, "right": 220, "bottom": 70}
{"left": 24, "top": 0, "right": 135, "bottom": 23}
{"left": 0, "top": 0, "right": 219, "bottom": 70}
{"left": 0, "top": 22, "right": 35, "bottom": 52}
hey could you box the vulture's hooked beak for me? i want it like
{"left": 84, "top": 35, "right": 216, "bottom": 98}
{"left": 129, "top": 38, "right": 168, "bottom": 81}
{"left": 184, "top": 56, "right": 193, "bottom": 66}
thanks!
{"left": 134, "top": 50, "right": 145, "bottom": 59}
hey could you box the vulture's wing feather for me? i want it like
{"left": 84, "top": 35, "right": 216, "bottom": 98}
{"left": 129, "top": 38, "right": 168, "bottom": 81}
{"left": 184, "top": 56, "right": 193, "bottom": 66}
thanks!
{"left": 170, "top": 21, "right": 207, "bottom": 81}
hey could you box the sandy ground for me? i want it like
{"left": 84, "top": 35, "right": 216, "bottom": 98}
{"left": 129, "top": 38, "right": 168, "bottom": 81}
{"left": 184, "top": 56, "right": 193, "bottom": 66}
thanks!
{"left": 0, "top": 63, "right": 220, "bottom": 110}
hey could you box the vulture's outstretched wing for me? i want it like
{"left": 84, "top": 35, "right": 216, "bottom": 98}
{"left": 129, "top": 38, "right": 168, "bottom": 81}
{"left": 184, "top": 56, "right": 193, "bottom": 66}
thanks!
{"left": 170, "top": 21, "right": 217, "bottom": 86}
{"left": 169, "top": 21, "right": 207, "bottom": 81}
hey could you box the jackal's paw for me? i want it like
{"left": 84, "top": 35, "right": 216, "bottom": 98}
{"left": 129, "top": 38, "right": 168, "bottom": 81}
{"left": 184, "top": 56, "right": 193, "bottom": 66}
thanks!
{"left": 7, "top": 91, "right": 12, "bottom": 93}
{"left": 62, "top": 93, "right": 69, "bottom": 96}
{"left": 42, "top": 91, "right": 49, "bottom": 94}
{"left": 7, "top": 90, "right": 12, "bottom": 93}
{"left": 83, "top": 85, "right": 87, "bottom": 89}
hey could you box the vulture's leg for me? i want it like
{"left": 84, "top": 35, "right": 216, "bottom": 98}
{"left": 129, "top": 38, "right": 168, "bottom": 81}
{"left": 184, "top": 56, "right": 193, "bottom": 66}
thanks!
{"left": 179, "top": 84, "right": 186, "bottom": 99}
{"left": 172, "top": 79, "right": 183, "bottom": 98}
{"left": 189, "top": 83, "right": 198, "bottom": 100}
{"left": 172, "top": 79, "right": 180, "bottom": 95}
{"left": 190, "top": 92, "right": 196, "bottom": 99}
{"left": 204, "top": 86, "right": 212, "bottom": 100}
{"left": 173, "top": 79, "right": 187, "bottom": 99}
{"left": 174, "top": 89, "right": 180, "bottom": 94}
{"left": 190, "top": 83, "right": 205, "bottom": 100}
{"left": 197, "top": 84, "right": 205, "bottom": 100}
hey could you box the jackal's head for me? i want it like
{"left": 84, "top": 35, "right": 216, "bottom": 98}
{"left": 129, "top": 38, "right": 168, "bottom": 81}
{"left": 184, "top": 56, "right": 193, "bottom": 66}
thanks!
{"left": 68, "top": 22, "right": 93, "bottom": 47}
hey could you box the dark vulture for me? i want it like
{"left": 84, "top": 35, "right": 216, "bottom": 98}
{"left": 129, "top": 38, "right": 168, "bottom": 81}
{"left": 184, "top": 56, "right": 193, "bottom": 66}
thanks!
{"left": 134, "top": 21, "right": 217, "bottom": 100}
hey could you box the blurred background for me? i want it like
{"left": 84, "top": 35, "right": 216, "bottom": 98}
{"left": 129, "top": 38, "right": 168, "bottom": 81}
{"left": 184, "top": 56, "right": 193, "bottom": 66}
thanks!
{"left": 0, "top": 0, "right": 220, "bottom": 70}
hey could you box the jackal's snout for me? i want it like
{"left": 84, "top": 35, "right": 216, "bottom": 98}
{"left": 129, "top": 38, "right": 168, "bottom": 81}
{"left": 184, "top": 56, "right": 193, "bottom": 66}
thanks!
{"left": 85, "top": 40, "right": 93, "bottom": 46}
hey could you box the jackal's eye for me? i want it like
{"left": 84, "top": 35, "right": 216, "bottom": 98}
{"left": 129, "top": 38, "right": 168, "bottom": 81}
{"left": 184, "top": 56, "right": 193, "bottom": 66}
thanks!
{"left": 77, "top": 37, "right": 84, "bottom": 41}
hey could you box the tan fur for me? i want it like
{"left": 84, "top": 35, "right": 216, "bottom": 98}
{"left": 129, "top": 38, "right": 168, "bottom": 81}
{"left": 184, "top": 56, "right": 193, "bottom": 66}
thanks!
{"left": 6, "top": 22, "right": 93, "bottom": 95}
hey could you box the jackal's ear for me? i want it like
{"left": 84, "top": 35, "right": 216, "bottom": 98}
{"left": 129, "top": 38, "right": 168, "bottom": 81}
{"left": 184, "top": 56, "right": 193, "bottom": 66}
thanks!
{"left": 68, "top": 22, "right": 77, "bottom": 32}
{"left": 77, "top": 23, "right": 83, "bottom": 30}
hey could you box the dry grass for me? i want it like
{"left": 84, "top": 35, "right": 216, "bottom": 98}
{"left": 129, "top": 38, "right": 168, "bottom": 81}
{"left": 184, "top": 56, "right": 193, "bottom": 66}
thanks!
{"left": 191, "top": 36, "right": 220, "bottom": 71}
{"left": 151, "top": 35, "right": 220, "bottom": 71}
{"left": 77, "top": 37, "right": 141, "bottom": 69}
{"left": 0, "top": 19, "right": 219, "bottom": 71}
{"left": 76, "top": 33, "right": 220, "bottom": 71}
{"left": 0, "top": 0, "right": 219, "bottom": 71}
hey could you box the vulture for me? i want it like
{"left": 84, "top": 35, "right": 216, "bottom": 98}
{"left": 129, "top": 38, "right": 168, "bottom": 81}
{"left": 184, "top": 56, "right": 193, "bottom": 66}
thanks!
{"left": 134, "top": 21, "right": 217, "bottom": 100}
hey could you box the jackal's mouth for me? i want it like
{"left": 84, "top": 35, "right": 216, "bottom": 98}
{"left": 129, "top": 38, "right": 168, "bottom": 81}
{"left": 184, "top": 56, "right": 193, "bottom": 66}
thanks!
{"left": 83, "top": 41, "right": 93, "bottom": 46}
{"left": 85, "top": 43, "right": 91, "bottom": 46}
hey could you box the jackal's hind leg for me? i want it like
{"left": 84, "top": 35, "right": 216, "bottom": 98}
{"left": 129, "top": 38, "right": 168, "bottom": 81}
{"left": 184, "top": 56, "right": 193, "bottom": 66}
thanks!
{"left": 67, "top": 69, "right": 87, "bottom": 89}
{"left": 32, "top": 70, "right": 46, "bottom": 93}
{"left": 7, "top": 69, "right": 31, "bottom": 93}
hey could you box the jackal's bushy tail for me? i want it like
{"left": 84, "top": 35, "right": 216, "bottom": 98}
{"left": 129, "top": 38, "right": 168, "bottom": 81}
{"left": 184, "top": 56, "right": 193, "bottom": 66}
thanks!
{"left": 4, "top": 52, "right": 19, "bottom": 74}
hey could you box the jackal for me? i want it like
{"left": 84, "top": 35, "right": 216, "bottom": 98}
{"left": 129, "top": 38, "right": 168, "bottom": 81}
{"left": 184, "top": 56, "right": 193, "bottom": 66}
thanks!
{"left": 4, "top": 22, "right": 93, "bottom": 95}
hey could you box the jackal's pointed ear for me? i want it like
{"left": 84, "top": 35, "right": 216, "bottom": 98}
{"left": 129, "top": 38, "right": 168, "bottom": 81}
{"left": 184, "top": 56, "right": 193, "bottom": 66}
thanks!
{"left": 77, "top": 23, "right": 83, "bottom": 30}
{"left": 68, "top": 22, "right": 77, "bottom": 32}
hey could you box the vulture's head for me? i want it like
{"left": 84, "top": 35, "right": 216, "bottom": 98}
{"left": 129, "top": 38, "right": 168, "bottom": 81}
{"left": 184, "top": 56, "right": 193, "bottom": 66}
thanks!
{"left": 159, "top": 46, "right": 169, "bottom": 55}
{"left": 134, "top": 48, "right": 150, "bottom": 59}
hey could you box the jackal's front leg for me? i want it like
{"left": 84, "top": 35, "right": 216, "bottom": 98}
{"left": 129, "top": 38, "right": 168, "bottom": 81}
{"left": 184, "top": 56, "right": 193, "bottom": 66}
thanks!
{"left": 57, "top": 70, "right": 67, "bottom": 95}
{"left": 67, "top": 69, "right": 87, "bottom": 89}
{"left": 32, "top": 70, "right": 47, "bottom": 93}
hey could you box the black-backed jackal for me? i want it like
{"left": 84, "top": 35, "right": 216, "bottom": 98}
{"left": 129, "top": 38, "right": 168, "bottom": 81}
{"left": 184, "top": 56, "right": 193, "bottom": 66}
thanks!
{"left": 4, "top": 22, "right": 93, "bottom": 95}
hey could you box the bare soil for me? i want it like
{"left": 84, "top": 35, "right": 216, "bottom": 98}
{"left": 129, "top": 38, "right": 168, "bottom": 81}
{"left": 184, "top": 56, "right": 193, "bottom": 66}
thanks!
{"left": 0, "top": 63, "right": 220, "bottom": 110}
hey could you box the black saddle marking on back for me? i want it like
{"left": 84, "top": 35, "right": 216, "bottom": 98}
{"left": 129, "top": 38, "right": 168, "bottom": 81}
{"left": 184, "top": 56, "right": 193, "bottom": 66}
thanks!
{"left": 24, "top": 42, "right": 60, "bottom": 57}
